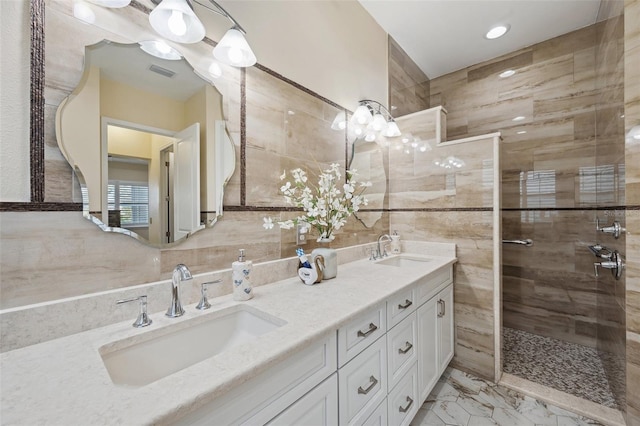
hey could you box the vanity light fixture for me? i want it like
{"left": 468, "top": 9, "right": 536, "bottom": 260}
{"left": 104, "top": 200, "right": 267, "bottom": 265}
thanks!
{"left": 331, "top": 111, "right": 347, "bottom": 130}
{"left": 499, "top": 69, "right": 516, "bottom": 78}
{"left": 332, "top": 100, "right": 401, "bottom": 143}
{"left": 139, "top": 40, "right": 182, "bottom": 60}
{"left": 149, "top": 0, "right": 256, "bottom": 67}
{"left": 485, "top": 24, "right": 510, "bottom": 40}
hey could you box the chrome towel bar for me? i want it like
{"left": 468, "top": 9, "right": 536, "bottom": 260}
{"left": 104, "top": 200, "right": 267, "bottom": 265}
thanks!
{"left": 502, "top": 239, "right": 533, "bottom": 247}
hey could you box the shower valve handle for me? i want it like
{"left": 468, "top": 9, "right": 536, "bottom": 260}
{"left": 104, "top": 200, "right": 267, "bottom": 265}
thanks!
{"left": 596, "top": 218, "right": 625, "bottom": 239}
{"left": 593, "top": 251, "right": 625, "bottom": 280}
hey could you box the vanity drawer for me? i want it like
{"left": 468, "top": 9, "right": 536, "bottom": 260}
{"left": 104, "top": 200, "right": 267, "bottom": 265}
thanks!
{"left": 387, "top": 288, "right": 416, "bottom": 329}
{"left": 178, "top": 334, "right": 337, "bottom": 425}
{"left": 361, "top": 398, "right": 388, "bottom": 426}
{"left": 338, "top": 335, "right": 387, "bottom": 426}
{"left": 338, "top": 303, "right": 386, "bottom": 367}
{"left": 387, "top": 312, "right": 417, "bottom": 390}
{"left": 387, "top": 363, "right": 418, "bottom": 426}
{"left": 267, "top": 373, "right": 338, "bottom": 426}
{"left": 416, "top": 266, "right": 453, "bottom": 306}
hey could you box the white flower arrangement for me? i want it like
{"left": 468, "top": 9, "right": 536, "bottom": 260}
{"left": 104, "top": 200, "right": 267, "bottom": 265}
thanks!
{"left": 263, "top": 163, "right": 371, "bottom": 242}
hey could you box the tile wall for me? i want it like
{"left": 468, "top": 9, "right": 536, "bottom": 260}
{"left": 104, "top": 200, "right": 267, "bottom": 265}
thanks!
{"left": 387, "top": 106, "right": 499, "bottom": 381}
{"left": 388, "top": 36, "right": 430, "bottom": 117}
{"left": 624, "top": 0, "right": 640, "bottom": 423}
{"left": 430, "top": 23, "right": 607, "bottom": 349}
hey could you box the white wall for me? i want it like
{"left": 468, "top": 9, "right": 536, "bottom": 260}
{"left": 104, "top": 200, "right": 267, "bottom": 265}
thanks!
{"left": 0, "top": 0, "right": 31, "bottom": 202}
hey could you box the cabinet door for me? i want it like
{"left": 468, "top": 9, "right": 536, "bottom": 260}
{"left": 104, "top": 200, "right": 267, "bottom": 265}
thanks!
{"left": 338, "top": 336, "right": 387, "bottom": 426}
{"left": 416, "top": 297, "right": 438, "bottom": 405}
{"left": 437, "top": 284, "right": 454, "bottom": 375}
{"left": 268, "top": 374, "right": 338, "bottom": 426}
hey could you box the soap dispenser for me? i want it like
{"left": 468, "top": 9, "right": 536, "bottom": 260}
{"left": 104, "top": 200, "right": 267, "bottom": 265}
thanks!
{"left": 232, "top": 249, "right": 254, "bottom": 301}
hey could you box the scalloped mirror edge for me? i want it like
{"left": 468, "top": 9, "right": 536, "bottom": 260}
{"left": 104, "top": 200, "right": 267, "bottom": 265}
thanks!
{"left": 348, "top": 139, "right": 386, "bottom": 228}
{"left": 55, "top": 40, "right": 236, "bottom": 248}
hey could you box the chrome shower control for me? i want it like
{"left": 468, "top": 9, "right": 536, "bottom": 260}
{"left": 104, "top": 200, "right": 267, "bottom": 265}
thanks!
{"left": 596, "top": 218, "right": 625, "bottom": 239}
{"left": 593, "top": 250, "right": 625, "bottom": 280}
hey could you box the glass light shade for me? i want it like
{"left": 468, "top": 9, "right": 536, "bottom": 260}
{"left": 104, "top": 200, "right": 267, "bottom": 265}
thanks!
{"left": 352, "top": 105, "right": 373, "bottom": 125}
{"left": 371, "top": 113, "right": 388, "bottom": 132}
{"left": 149, "top": 0, "right": 205, "bottom": 44}
{"left": 213, "top": 28, "right": 257, "bottom": 67}
{"left": 139, "top": 40, "right": 182, "bottom": 60}
{"left": 400, "top": 132, "right": 413, "bottom": 144}
{"left": 208, "top": 61, "right": 222, "bottom": 79}
{"left": 384, "top": 121, "right": 401, "bottom": 137}
{"left": 331, "top": 111, "right": 347, "bottom": 130}
{"left": 86, "top": 0, "right": 130, "bottom": 7}
{"left": 364, "top": 130, "right": 377, "bottom": 142}
{"left": 352, "top": 124, "right": 364, "bottom": 137}
{"left": 74, "top": 1, "right": 96, "bottom": 23}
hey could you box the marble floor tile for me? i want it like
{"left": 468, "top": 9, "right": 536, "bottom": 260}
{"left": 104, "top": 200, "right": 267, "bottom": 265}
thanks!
{"left": 411, "top": 368, "right": 602, "bottom": 426}
{"left": 503, "top": 327, "right": 618, "bottom": 408}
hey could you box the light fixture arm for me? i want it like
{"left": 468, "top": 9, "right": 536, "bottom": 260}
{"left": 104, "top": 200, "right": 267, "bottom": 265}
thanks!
{"left": 359, "top": 99, "right": 396, "bottom": 122}
{"left": 191, "top": 0, "right": 247, "bottom": 34}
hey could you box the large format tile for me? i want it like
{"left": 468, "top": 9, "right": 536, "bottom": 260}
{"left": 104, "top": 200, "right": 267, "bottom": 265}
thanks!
{"left": 412, "top": 368, "right": 602, "bottom": 426}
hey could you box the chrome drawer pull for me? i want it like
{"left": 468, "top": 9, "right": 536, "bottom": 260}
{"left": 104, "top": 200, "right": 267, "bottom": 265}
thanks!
{"left": 399, "top": 396, "right": 414, "bottom": 413}
{"left": 357, "top": 375, "right": 378, "bottom": 395}
{"left": 397, "top": 299, "right": 413, "bottom": 309}
{"left": 398, "top": 341, "right": 413, "bottom": 354}
{"left": 357, "top": 323, "right": 378, "bottom": 338}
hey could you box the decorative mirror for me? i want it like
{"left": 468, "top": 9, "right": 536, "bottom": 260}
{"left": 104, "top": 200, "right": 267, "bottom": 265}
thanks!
{"left": 349, "top": 140, "right": 386, "bottom": 227}
{"left": 56, "top": 40, "right": 235, "bottom": 247}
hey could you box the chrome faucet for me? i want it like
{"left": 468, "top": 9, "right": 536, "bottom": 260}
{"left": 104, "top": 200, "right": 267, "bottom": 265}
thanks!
{"left": 166, "top": 264, "right": 192, "bottom": 318}
{"left": 376, "top": 234, "right": 392, "bottom": 259}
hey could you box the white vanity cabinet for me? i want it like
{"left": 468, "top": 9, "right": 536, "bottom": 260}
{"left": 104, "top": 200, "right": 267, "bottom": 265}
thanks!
{"left": 176, "top": 265, "right": 454, "bottom": 426}
{"left": 336, "top": 264, "right": 454, "bottom": 426}
{"left": 417, "top": 282, "right": 454, "bottom": 405}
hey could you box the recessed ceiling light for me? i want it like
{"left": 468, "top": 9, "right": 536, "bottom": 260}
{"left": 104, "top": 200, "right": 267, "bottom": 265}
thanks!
{"left": 512, "top": 116, "right": 525, "bottom": 122}
{"left": 499, "top": 70, "right": 516, "bottom": 78}
{"left": 486, "top": 25, "right": 510, "bottom": 40}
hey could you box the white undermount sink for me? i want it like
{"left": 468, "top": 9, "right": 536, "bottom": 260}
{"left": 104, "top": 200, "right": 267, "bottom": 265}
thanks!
{"left": 375, "top": 255, "right": 434, "bottom": 267}
{"left": 100, "top": 304, "right": 286, "bottom": 387}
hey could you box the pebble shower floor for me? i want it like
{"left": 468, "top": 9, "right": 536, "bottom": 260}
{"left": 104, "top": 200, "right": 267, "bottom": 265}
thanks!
{"left": 502, "top": 327, "right": 619, "bottom": 409}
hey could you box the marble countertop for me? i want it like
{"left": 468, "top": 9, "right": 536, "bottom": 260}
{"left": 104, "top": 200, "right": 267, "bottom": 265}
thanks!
{"left": 1, "top": 251, "right": 456, "bottom": 425}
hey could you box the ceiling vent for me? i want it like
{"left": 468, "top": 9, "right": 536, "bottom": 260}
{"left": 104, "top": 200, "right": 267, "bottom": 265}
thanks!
{"left": 149, "top": 64, "right": 175, "bottom": 78}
